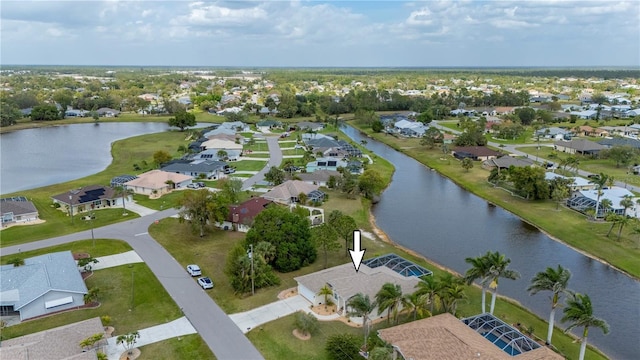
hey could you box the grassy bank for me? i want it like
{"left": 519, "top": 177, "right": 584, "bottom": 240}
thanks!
{"left": 352, "top": 121, "right": 640, "bottom": 279}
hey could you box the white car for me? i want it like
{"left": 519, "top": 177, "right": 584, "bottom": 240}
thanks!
{"left": 197, "top": 277, "right": 214, "bottom": 289}
{"left": 186, "top": 264, "right": 201, "bottom": 277}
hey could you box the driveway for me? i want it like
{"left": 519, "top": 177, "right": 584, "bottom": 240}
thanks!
{"left": 2, "top": 209, "right": 264, "bottom": 360}
{"left": 229, "top": 295, "right": 311, "bottom": 333}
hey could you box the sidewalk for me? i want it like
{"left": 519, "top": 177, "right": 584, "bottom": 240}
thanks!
{"left": 229, "top": 295, "right": 311, "bottom": 333}
{"left": 123, "top": 201, "right": 157, "bottom": 217}
{"left": 104, "top": 317, "right": 196, "bottom": 360}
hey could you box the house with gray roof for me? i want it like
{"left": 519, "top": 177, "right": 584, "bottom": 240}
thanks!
{"left": 1, "top": 197, "right": 39, "bottom": 228}
{"left": 261, "top": 180, "right": 320, "bottom": 204}
{"left": 297, "top": 122, "right": 325, "bottom": 131}
{"left": 482, "top": 156, "right": 535, "bottom": 170}
{"left": 295, "top": 170, "right": 341, "bottom": 187}
{"left": 51, "top": 185, "right": 123, "bottom": 216}
{"left": 96, "top": 107, "right": 120, "bottom": 117}
{"left": 554, "top": 139, "right": 606, "bottom": 155}
{"left": 598, "top": 137, "right": 640, "bottom": 149}
{"left": 161, "top": 160, "right": 229, "bottom": 180}
{"left": 535, "top": 127, "right": 571, "bottom": 140}
{"left": 0, "top": 251, "right": 88, "bottom": 320}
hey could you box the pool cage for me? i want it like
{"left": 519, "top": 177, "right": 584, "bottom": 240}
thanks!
{"left": 566, "top": 196, "right": 624, "bottom": 218}
{"left": 462, "top": 313, "right": 541, "bottom": 356}
{"left": 362, "top": 253, "right": 433, "bottom": 278}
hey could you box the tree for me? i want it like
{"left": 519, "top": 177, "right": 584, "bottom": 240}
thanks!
{"left": 53, "top": 89, "right": 74, "bottom": 118}
{"left": 403, "top": 291, "right": 430, "bottom": 321}
{"left": 439, "top": 281, "right": 466, "bottom": 316}
{"left": 508, "top": 166, "right": 549, "bottom": 200}
{"left": 375, "top": 282, "right": 408, "bottom": 324}
{"left": 178, "top": 190, "right": 230, "bottom": 237}
{"left": 515, "top": 107, "right": 536, "bottom": 125}
{"left": 325, "top": 333, "right": 361, "bottom": 360}
{"left": 527, "top": 265, "right": 572, "bottom": 345}
{"left": 153, "top": 150, "right": 172, "bottom": 168}
{"left": 114, "top": 186, "right": 134, "bottom": 215}
{"left": 562, "top": 293, "right": 609, "bottom": 360}
{"left": 485, "top": 251, "right": 520, "bottom": 314}
{"left": 219, "top": 178, "right": 243, "bottom": 204}
{"left": 0, "top": 98, "right": 22, "bottom": 126}
{"left": 420, "top": 127, "right": 443, "bottom": 149}
{"left": 327, "top": 210, "right": 358, "bottom": 257}
{"left": 311, "top": 223, "right": 341, "bottom": 268}
{"left": 358, "top": 169, "right": 385, "bottom": 199}
{"left": 347, "top": 293, "right": 377, "bottom": 350}
{"left": 30, "top": 104, "right": 61, "bottom": 121}
{"left": 79, "top": 333, "right": 104, "bottom": 352}
{"left": 216, "top": 149, "right": 228, "bottom": 160}
{"left": 116, "top": 331, "right": 141, "bottom": 355}
{"left": 84, "top": 287, "right": 100, "bottom": 304}
{"left": 8, "top": 257, "right": 25, "bottom": 267}
{"left": 224, "top": 242, "right": 280, "bottom": 294}
{"left": 318, "top": 284, "right": 334, "bottom": 305}
{"left": 600, "top": 145, "right": 638, "bottom": 168}
{"left": 414, "top": 275, "right": 441, "bottom": 314}
{"left": 461, "top": 157, "right": 474, "bottom": 172}
{"left": 245, "top": 206, "right": 316, "bottom": 272}
{"left": 464, "top": 253, "right": 491, "bottom": 313}
{"left": 294, "top": 311, "right": 318, "bottom": 337}
{"left": 371, "top": 119, "right": 384, "bottom": 133}
{"left": 589, "top": 173, "right": 609, "bottom": 218}
{"left": 264, "top": 166, "right": 285, "bottom": 185}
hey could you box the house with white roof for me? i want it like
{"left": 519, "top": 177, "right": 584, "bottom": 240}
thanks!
{"left": 567, "top": 186, "right": 638, "bottom": 218}
{"left": 201, "top": 138, "right": 243, "bottom": 151}
{"left": 394, "top": 119, "right": 427, "bottom": 137}
{"left": 544, "top": 173, "right": 594, "bottom": 191}
{"left": 0, "top": 251, "right": 88, "bottom": 320}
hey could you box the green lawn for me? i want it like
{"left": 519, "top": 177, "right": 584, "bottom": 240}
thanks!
{"left": 139, "top": 334, "right": 215, "bottom": 360}
{"left": 235, "top": 160, "right": 269, "bottom": 172}
{"left": 0, "top": 239, "right": 132, "bottom": 265}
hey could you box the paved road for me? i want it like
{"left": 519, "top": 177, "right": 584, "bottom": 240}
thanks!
{"left": 3, "top": 209, "right": 264, "bottom": 360}
{"left": 242, "top": 135, "right": 283, "bottom": 190}
{"left": 432, "top": 120, "right": 640, "bottom": 193}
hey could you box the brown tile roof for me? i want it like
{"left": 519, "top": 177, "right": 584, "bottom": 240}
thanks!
{"left": 378, "top": 313, "right": 563, "bottom": 360}
{"left": 227, "top": 197, "right": 273, "bottom": 224}
{"left": 51, "top": 185, "right": 117, "bottom": 205}
{"left": 124, "top": 170, "right": 192, "bottom": 190}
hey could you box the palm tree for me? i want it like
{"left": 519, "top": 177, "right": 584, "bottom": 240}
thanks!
{"left": 464, "top": 253, "right": 490, "bottom": 313}
{"left": 441, "top": 283, "right": 467, "bottom": 316}
{"left": 616, "top": 215, "right": 631, "bottom": 241}
{"left": 115, "top": 186, "right": 134, "bottom": 215}
{"left": 375, "top": 282, "right": 407, "bottom": 324}
{"left": 589, "top": 173, "right": 609, "bottom": 218}
{"left": 485, "top": 251, "right": 520, "bottom": 314}
{"left": 403, "top": 292, "right": 430, "bottom": 321}
{"left": 318, "top": 285, "right": 333, "bottom": 306}
{"left": 562, "top": 293, "right": 609, "bottom": 360}
{"left": 527, "top": 265, "right": 572, "bottom": 345}
{"left": 414, "top": 276, "right": 441, "bottom": 314}
{"left": 347, "top": 293, "right": 377, "bottom": 350}
{"left": 599, "top": 198, "right": 612, "bottom": 217}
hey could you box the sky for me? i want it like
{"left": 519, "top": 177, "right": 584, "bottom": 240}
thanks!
{"left": 1, "top": 0, "right": 639, "bottom": 67}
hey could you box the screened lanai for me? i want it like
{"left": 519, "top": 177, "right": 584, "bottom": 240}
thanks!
{"left": 362, "top": 253, "right": 432, "bottom": 278}
{"left": 462, "top": 313, "right": 541, "bottom": 356}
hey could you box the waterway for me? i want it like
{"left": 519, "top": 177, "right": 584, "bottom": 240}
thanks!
{"left": 342, "top": 126, "right": 639, "bottom": 360}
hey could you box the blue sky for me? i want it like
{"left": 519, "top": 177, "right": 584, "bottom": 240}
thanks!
{"left": 1, "top": 0, "right": 639, "bottom": 67}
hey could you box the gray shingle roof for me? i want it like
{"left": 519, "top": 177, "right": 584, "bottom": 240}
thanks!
{"left": 0, "top": 251, "right": 87, "bottom": 310}
{"left": 0, "top": 200, "right": 38, "bottom": 217}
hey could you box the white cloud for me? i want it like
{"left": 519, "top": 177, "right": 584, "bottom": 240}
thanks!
{"left": 406, "top": 7, "right": 433, "bottom": 26}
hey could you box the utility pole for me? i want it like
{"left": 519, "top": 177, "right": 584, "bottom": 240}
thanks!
{"left": 69, "top": 194, "right": 74, "bottom": 224}
{"left": 90, "top": 212, "right": 95, "bottom": 248}
{"left": 248, "top": 244, "right": 255, "bottom": 296}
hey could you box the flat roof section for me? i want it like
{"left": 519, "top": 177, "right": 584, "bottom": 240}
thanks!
{"left": 363, "top": 253, "right": 433, "bottom": 278}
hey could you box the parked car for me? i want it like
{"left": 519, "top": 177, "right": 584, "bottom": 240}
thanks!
{"left": 186, "top": 264, "right": 201, "bottom": 276}
{"left": 187, "top": 183, "right": 198, "bottom": 189}
{"left": 197, "top": 276, "right": 214, "bottom": 289}
{"left": 224, "top": 168, "right": 236, "bottom": 174}
{"left": 196, "top": 182, "right": 206, "bottom": 188}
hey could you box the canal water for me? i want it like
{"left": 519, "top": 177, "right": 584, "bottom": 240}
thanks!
{"left": 342, "top": 126, "right": 639, "bottom": 360}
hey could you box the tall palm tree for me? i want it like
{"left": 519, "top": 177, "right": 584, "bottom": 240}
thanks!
{"left": 527, "top": 265, "right": 572, "bottom": 345}
{"left": 375, "top": 283, "right": 407, "bottom": 324}
{"left": 441, "top": 283, "right": 467, "bottom": 317}
{"left": 485, "top": 251, "right": 520, "bottom": 314}
{"left": 115, "top": 186, "right": 134, "bottom": 215}
{"left": 346, "top": 293, "right": 377, "bottom": 350}
{"left": 414, "top": 276, "right": 441, "bottom": 314}
{"left": 464, "top": 252, "right": 491, "bottom": 313}
{"left": 403, "top": 292, "right": 430, "bottom": 321}
{"left": 589, "top": 173, "right": 609, "bottom": 218}
{"left": 562, "top": 293, "right": 610, "bottom": 360}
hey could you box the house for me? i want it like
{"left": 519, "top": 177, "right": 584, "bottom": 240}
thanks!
{"left": 124, "top": 170, "right": 193, "bottom": 196}
{"left": 570, "top": 110, "right": 598, "bottom": 119}
{"left": 200, "top": 138, "right": 243, "bottom": 151}
{"left": 1, "top": 197, "right": 39, "bottom": 228}
{"left": 161, "top": 160, "right": 228, "bottom": 180}
{"left": 261, "top": 180, "right": 321, "bottom": 204}
{"left": 297, "top": 122, "right": 325, "bottom": 132}
{"left": 219, "top": 197, "right": 273, "bottom": 232}
{"left": 394, "top": 119, "right": 427, "bottom": 137}
{"left": 51, "top": 185, "right": 123, "bottom": 216}
{"left": 203, "top": 127, "right": 237, "bottom": 138}
{"left": 442, "top": 133, "right": 456, "bottom": 144}
{"left": 192, "top": 149, "right": 242, "bottom": 162}
{"left": 544, "top": 173, "right": 594, "bottom": 191}
{"left": 256, "top": 119, "right": 282, "bottom": 132}
{"left": 575, "top": 125, "right": 596, "bottom": 137}
{"left": 567, "top": 186, "right": 638, "bottom": 218}
{"left": 295, "top": 170, "right": 341, "bottom": 187}
{"left": 294, "top": 255, "right": 429, "bottom": 319}
{"left": 598, "top": 137, "right": 640, "bottom": 149}
{"left": 554, "top": 139, "right": 606, "bottom": 155}
{"left": 535, "top": 127, "right": 571, "bottom": 140}
{"left": 110, "top": 174, "right": 138, "bottom": 188}
{"left": 378, "top": 312, "right": 562, "bottom": 360}
{"left": 482, "top": 156, "right": 535, "bottom": 170}
{"left": 64, "top": 109, "right": 88, "bottom": 117}
{"left": 0, "top": 251, "right": 88, "bottom": 320}
{"left": 96, "top": 107, "right": 120, "bottom": 117}
{"left": 452, "top": 146, "right": 502, "bottom": 161}
{"left": 306, "top": 157, "right": 345, "bottom": 173}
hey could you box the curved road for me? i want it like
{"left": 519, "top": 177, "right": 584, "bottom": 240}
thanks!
{"left": 242, "top": 135, "right": 283, "bottom": 190}
{"left": 3, "top": 209, "right": 264, "bottom": 360}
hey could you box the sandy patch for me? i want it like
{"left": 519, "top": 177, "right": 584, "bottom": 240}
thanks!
{"left": 0, "top": 219, "right": 46, "bottom": 230}
{"left": 292, "top": 329, "right": 310, "bottom": 340}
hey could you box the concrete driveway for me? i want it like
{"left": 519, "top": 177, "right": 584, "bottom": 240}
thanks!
{"left": 242, "top": 136, "right": 283, "bottom": 190}
{"left": 229, "top": 295, "right": 311, "bottom": 333}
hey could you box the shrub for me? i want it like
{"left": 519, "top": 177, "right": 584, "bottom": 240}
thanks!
{"left": 294, "top": 311, "right": 318, "bottom": 336}
{"left": 325, "top": 333, "right": 361, "bottom": 360}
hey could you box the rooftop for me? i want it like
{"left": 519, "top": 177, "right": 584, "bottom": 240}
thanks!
{"left": 363, "top": 253, "right": 433, "bottom": 278}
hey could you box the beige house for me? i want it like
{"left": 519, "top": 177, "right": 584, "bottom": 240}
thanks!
{"left": 261, "top": 180, "right": 322, "bottom": 204}
{"left": 378, "top": 313, "right": 563, "bottom": 360}
{"left": 124, "top": 170, "right": 192, "bottom": 196}
{"left": 201, "top": 138, "right": 243, "bottom": 151}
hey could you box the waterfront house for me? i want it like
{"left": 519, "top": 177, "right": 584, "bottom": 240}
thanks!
{"left": 124, "top": 170, "right": 192, "bottom": 196}
{"left": 51, "top": 185, "right": 122, "bottom": 216}
{"left": 452, "top": 146, "right": 502, "bottom": 161}
{"left": 1, "top": 197, "right": 39, "bottom": 228}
